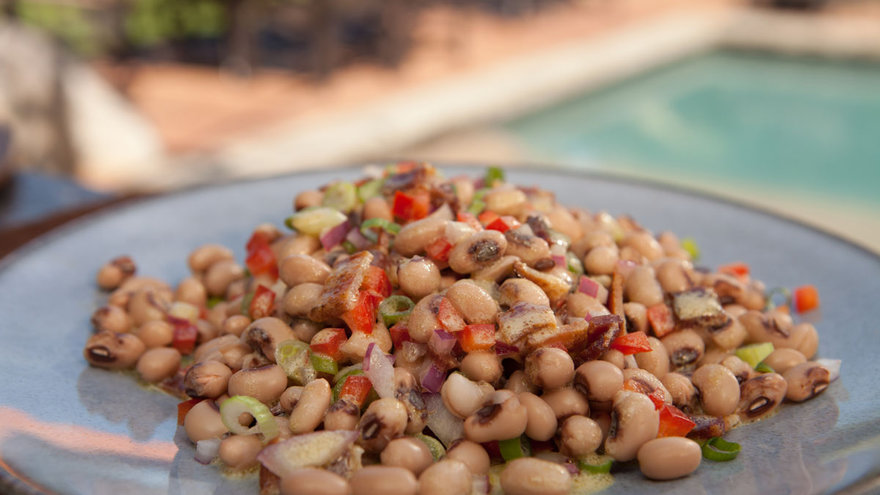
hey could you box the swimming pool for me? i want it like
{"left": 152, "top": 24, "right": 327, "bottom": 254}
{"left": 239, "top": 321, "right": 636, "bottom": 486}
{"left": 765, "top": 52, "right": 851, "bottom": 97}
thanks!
{"left": 504, "top": 50, "right": 880, "bottom": 212}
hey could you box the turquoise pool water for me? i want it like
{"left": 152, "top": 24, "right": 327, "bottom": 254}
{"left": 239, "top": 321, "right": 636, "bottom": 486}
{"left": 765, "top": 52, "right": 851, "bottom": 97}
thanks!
{"left": 504, "top": 51, "right": 880, "bottom": 209}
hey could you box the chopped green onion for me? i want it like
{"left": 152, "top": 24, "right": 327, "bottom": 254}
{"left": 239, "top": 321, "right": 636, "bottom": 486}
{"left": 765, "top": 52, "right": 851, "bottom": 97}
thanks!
{"left": 566, "top": 251, "right": 584, "bottom": 276}
{"left": 467, "top": 199, "right": 486, "bottom": 215}
{"left": 765, "top": 287, "right": 792, "bottom": 311}
{"left": 322, "top": 181, "right": 358, "bottom": 213}
{"left": 310, "top": 352, "right": 339, "bottom": 375}
{"left": 361, "top": 218, "right": 401, "bottom": 243}
{"left": 287, "top": 207, "right": 348, "bottom": 236}
{"left": 378, "top": 295, "right": 415, "bottom": 326}
{"left": 701, "top": 437, "right": 741, "bottom": 462}
{"left": 276, "top": 339, "right": 316, "bottom": 385}
{"left": 357, "top": 178, "right": 385, "bottom": 202}
{"left": 219, "top": 395, "right": 279, "bottom": 444}
{"left": 578, "top": 458, "right": 613, "bottom": 474}
{"left": 240, "top": 291, "right": 254, "bottom": 316}
{"left": 332, "top": 368, "right": 365, "bottom": 402}
{"left": 735, "top": 342, "right": 775, "bottom": 369}
{"left": 755, "top": 362, "right": 775, "bottom": 373}
{"left": 416, "top": 434, "right": 446, "bottom": 461}
{"left": 206, "top": 296, "right": 224, "bottom": 309}
{"left": 485, "top": 166, "right": 505, "bottom": 186}
{"left": 499, "top": 436, "right": 530, "bottom": 461}
{"left": 681, "top": 237, "right": 700, "bottom": 261}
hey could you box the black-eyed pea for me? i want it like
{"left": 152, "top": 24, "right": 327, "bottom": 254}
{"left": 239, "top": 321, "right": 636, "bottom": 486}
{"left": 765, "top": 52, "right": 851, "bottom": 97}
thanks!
{"left": 280, "top": 467, "right": 351, "bottom": 495}
{"left": 634, "top": 336, "right": 669, "bottom": 379}
{"left": 540, "top": 387, "right": 589, "bottom": 421}
{"left": 441, "top": 372, "right": 489, "bottom": 419}
{"left": 279, "top": 254, "right": 332, "bottom": 287}
{"left": 500, "top": 457, "right": 572, "bottom": 495}
{"left": 662, "top": 329, "right": 705, "bottom": 369}
{"left": 289, "top": 378, "right": 332, "bottom": 434}
{"left": 637, "top": 437, "right": 701, "bottom": 480}
{"left": 357, "top": 398, "right": 408, "bottom": 453}
{"left": 504, "top": 227, "right": 551, "bottom": 267}
{"left": 83, "top": 331, "right": 145, "bottom": 370}
{"left": 621, "top": 231, "right": 664, "bottom": 261}
{"left": 277, "top": 235, "right": 321, "bottom": 259}
{"left": 96, "top": 256, "right": 136, "bottom": 290}
{"left": 91, "top": 305, "right": 132, "bottom": 333}
{"left": 524, "top": 347, "right": 574, "bottom": 390}
{"left": 175, "top": 276, "right": 207, "bottom": 307}
{"left": 604, "top": 391, "right": 659, "bottom": 462}
{"left": 240, "top": 317, "right": 296, "bottom": 363}
{"left": 227, "top": 365, "right": 289, "bottom": 404}
{"left": 451, "top": 176, "right": 475, "bottom": 206}
{"left": 624, "top": 266, "right": 663, "bottom": 307}
{"left": 660, "top": 372, "right": 696, "bottom": 412}
{"left": 350, "top": 466, "right": 417, "bottom": 495}
{"left": 448, "top": 230, "right": 507, "bottom": 274}
{"left": 788, "top": 322, "right": 819, "bottom": 359}
{"left": 418, "top": 459, "right": 471, "bottom": 495}
{"left": 294, "top": 190, "right": 323, "bottom": 210}
{"left": 204, "top": 259, "right": 245, "bottom": 297}
{"left": 398, "top": 257, "right": 441, "bottom": 301}
{"left": 574, "top": 360, "right": 624, "bottom": 403}
{"left": 364, "top": 196, "right": 393, "bottom": 221}
{"left": 583, "top": 245, "right": 619, "bottom": 276}
{"left": 135, "top": 320, "right": 173, "bottom": 348}
{"left": 559, "top": 415, "right": 603, "bottom": 456}
{"left": 721, "top": 355, "right": 755, "bottom": 384}
{"left": 184, "top": 360, "right": 232, "bottom": 399}
{"left": 504, "top": 370, "right": 536, "bottom": 394}
{"left": 445, "top": 439, "right": 490, "bottom": 474}
{"left": 395, "top": 217, "right": 450, "bottom": 257}
{"left": 499, "top": 278, "right": 550, "bottom": 308}
{"left": 184, "top": 400, "right": 228, "bottom": 443}
{"left": 222, "top": 315, "right": 251, "bottom": 337}
{"left": 282, "top": 283, "right": 324, "bottom": 318}
{"left": 517, "top": 392, "right": 557, "bottom": 441}
{"left": 445, "top": 280, "right": 500, "bottom": 325}
{"left": 460, "top": 351, "right": 502, "bottom": 384}
{"left": 463, "top": 393, "right": 528, "bottom": 443}
{"left": 655, "top": 259, "right": 694, "bottom": 294}
{"left": 783, "top": 362, "right": 830, "bottom": 402}
{"left": 566, "top": 292, "right": 608, "bottom": 319}
{"left": 187, "top": 245, "right": 233, "bottom": 274}
{"left": 136, "top": 347, "right": 181, "bottom": 383}
{"left": 709, "top": 316, "right": 748, "bottom": 350}
{"left": 324, "top": 398, "right": 360, "bottom": 431}
{"left": 622, "top": 368, "right": 672, "bottom": 404}
{"left": 380, "top": 437, "right": 433, "bottom": 475}
{"left": 128, "top": 288, "right": 172, "bottom": 326}
{"left": 601, "top": 348, "right": 626, "bottom": 370}
{"left": 698, "top": 346, "right": 730, "bottom": 367}
{"left": 739, "top": 310, "right": 791, "bottom": 348}
{"left": 485, "top": 188, "right": 527, "bottom": 216}
{"left": 546, "top": 205, "right": 582, "bottom": 241}
{"left": 691, "top": 364, "right": 740, "bottom": 416}
{"left": 763, "top": 348, "right": 806, "bottom": 374}
{"left": 279, "top": 386, "right": 304, "bottom": 413}
{"left": 403, "top": 294, "right": 441, "bottom": 343}
{"left": 623, "top": 302, "right": 648, "bottom": 334}
{"left": 218, "top": 434, "right": 263, "bottom": 470}
{"left": 738, "top": 373, "right": 787, "bottom": 419}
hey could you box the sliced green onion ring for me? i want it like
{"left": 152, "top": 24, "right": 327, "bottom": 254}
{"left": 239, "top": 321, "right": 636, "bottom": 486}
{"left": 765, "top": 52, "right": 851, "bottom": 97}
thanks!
{"left": 341, "top": 240, "right": 357, "bottom": 254}
{"left": 276, "top": 339, "right": 316, "bottom": 385}
{"left": 485, "top": 166, "right": 505, "bottom": 186}
{"left": 360, "top": 218, "right": 401, "bottom": 243}
{"left": 378, "top": 295, "right": 415, "bottom": 326}
{"left": 467, "top": 199, "right": 486, "bottom": 215}
{"left": 701, "top": 437, "right": 741, "bottom": 461}
{"left": 287, "top": 207, "right": 348, "bottom": 236}
{"left": 735, "top": 342, "right": 775, "bottom": 369}
{"left": 416, "top": 433, "right": 446, "bottom": 461}
{"left": 681, "top": 237, "right": 700, "bottom": 261}
{"left": 357, "top": 178, "right": 385, "bottom": 202}
{"left": 578, "top": 459, "right": 613, "bottom": 474}
{"left": 765, "top": 287, "right": 792, "bottom": 311}
{"left": 220, "top": 395, "right": 279, "bottom": 444}
{"left": 499, "top": 436, "right": 529, "bottom": 461}
{"left": 754, "top": 361, "right": 775, "bottom": 373}
{"left": 310, "top": 352, "right": 339, "bottom": 375}
{"left": 322, "top": 181, "right": 358, "bottom": 213}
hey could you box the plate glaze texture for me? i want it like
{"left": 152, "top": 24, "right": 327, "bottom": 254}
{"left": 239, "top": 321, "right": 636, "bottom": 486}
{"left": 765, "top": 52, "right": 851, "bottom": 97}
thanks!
{"left": 1, "top": 167, "right": 878, "bottom": 495}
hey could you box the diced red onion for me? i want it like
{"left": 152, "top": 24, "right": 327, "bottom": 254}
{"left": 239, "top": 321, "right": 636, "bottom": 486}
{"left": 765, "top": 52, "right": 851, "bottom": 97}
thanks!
{"left": 578, "top": 276, "right": 599, "bottom": 298}
{"left": 364, "top": 342, "right": 395, "bottom": 398}
{"left": 194, "top": 438, "right": 220, "bottom": 465}
{"left": 345, "top": 227, "right": 371, "bottom": 250}
{"left": 401, "top": 341, "right": 427, "bottom": 363}
{"left": 420, "top": 362, "right": 446, "bottom": 393}
{"left": 363, "top": 342, "right": 374, "bottom": 371}
{"left": 816, "top": 358, "right": 841, "bottom": 382}
{"left": 552, "top": 255, "right": 566, "bottom": 268}
{"left": 422, "top": 392, "right": 464, "bottom": 447}
{"left": 584, "top": 313, "right": 593, "bottom": 322}
{"left": 564, "top": 462, "right": 580, "bottom": 476}
{"left": 494, "top": 341, "right": 519, "bottom": 356}
{"left": 616, "top": 259, "right": 636, "bottom": 277}
{"left": 429, "top": 329, "right": 457, "bottom": 356}
{"left": 258, "top": 431, "right": 358, "bottom": 478}
{"left": 320, "top": 220, "right": 350, "bottom": 250}
{"left": 471, "top": 475, "right": 490, "bottom": 495}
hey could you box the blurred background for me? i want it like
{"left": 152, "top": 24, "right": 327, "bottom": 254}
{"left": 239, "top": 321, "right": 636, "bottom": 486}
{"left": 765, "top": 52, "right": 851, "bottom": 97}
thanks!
{"left": 0, "top": 0, "right": 878, "bottom": 254}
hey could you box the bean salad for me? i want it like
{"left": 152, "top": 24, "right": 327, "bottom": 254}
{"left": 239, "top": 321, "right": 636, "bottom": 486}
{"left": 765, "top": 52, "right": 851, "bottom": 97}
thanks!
{"left": 84, "top": 163, "right": 839, "bottom": 495}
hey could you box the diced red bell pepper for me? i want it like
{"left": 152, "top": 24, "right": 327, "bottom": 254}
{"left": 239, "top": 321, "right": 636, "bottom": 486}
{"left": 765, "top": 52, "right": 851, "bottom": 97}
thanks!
{"left": 389, "top": 323, "right": 412, "bottom": 348}
{"left": 623, "top": 379, "right": 666, "bottom": 410}
{"left": 339, "top": 375, "right": 373, "bottom": 407}
{"left": 793, "top": 284, "right": 820, "bottom": 313}
{"left": 458, "top": 324, "right": 496, "bottom": 352}
{"left": 718, "top": 262, "right": 750, "bottom": 281}
{"left": 361, "top": 266, "right": 392, "bottom": 298}
{"left": 341, "top": 291, "right": 377, "bottom": 334}
{"left": 170, "top": 318, "right": 199, "bottom": 355}
{"left": 245, "top": 231, "right": 278, "bottom": 280}
{"left": 425, "top": 238, "right": 453, "bottom": 262}
{"left": 658, "top": 403, "right": 696, "bottom": 437}
{"left": 310, "top": 327, "right": 347, "bottom": 361}
{"left": 392, "top": 190, "right": 431, "bottom": 222}
{"left": 478, "top": 210, "right": 500, "bottom": 226}
{"left": 456, "top": 211, "right": 483, "bottom": 230}
{"left": 485, "top": 215, "right": 519, "bottom": 233}
{"left": 610, "top": 331, "right": 652, "bottom": 355}
{"left": 647, "top": 303, "right": 675, "bottom": 338}
{"left": 249, "top": 285, "right": 276, "bottom": 320}
{"left": 436, "top": 297, "right": 466, "bottom": 332}
{"left": 177, "top": 398, "right": 202, "bottom": 425}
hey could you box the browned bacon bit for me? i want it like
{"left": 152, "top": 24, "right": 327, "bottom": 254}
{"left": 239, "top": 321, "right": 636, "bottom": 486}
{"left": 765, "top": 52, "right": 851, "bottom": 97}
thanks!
{"left": 309, "top": 251, "right": 373, "bottom": 322}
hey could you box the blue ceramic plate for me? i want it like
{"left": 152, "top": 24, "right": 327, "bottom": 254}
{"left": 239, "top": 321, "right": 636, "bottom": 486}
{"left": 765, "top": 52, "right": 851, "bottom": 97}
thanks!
{"left": 1, "top": 167, "right": 878, "bottom": 495}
